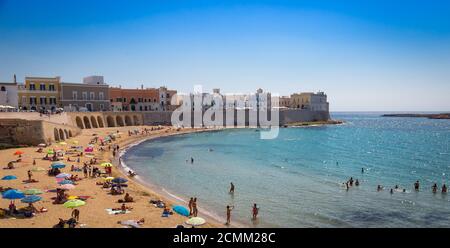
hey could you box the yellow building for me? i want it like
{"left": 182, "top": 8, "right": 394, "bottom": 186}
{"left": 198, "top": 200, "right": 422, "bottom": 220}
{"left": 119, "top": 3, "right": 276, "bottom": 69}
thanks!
{"left": 18, "top": 76, "right": 61, "bottom": 111}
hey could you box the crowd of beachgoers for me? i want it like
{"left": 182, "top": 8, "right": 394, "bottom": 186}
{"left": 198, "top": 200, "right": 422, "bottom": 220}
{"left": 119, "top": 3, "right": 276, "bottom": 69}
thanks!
{"left": 342, "top": 167, "right": 448, "bottom": 194}
{"left": 0, "top": 125, "right": 218, "bottom": 228}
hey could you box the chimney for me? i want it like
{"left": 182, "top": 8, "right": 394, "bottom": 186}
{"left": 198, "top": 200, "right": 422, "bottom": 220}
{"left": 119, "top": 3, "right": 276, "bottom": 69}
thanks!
{"left": 141, "top": 84, "right": 143, "bottom": 90}
{"left": 13, "top": 74, "right": 16, "bottom": 84}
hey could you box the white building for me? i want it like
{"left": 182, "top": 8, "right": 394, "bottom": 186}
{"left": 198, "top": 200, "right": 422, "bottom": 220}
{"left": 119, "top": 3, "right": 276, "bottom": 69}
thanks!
{"left": 0, "top": 82, "right": 19, "bottom": 109}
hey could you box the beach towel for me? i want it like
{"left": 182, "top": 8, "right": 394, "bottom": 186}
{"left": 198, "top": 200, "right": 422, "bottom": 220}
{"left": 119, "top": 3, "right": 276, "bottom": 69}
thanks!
{"left": 105, "top": 208, "right": 131, "bottom": 215}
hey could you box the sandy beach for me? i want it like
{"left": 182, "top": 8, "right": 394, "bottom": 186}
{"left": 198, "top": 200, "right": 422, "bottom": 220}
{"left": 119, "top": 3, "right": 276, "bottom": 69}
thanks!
{"left": 0, "top": 125, "right": 219, "bottom": 228}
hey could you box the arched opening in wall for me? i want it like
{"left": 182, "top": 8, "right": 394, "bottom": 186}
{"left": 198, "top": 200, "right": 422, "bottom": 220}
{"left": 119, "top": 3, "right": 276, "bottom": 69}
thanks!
{"left": 83, "top": 116, "right": 91, "bottom": 129}
{"left": 64, "top": 130, "right": 69, "bottom": 139}
{"left": 69, "top": 130, "right": 73, "bottom": 137}
{"left": 97, "top": 116, "right": 104, "bottom": 128}
{"left": 133, "top": 115, "right": 140, "bottom": 125}
{"left": 54, "top": 128, "right": 60, "bottom": 141}
{"left": 107, "top": 116, "right": 115, "bottom": 127}
{"left": 90, "top": 116, "right": 98, "bottom": 128}
{"left": 116, "top": 116, "right": 124, "bottom": 126}
{"left": 75, "top": 117, "right": 84, "bottom": 129}
{"left": 125, "top": 115, "right": 133, "bottom": 126}
{"left": 59, "top": 129, "right": 65, "bottom": 140}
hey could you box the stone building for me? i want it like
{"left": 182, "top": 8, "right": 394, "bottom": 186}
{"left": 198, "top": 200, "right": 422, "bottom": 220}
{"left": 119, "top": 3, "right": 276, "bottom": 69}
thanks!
{"left": 60, "top": 76, "right": 110, "bottom": 112}
{"left": 289, "top": 92, "right": 329, "bottom": 111}
{"left": 109, "top": 85, "right": 177, "bottom": 112}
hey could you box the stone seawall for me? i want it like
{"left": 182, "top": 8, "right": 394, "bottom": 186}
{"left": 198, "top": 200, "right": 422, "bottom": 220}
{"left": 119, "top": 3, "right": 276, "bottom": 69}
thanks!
{"left": 0, "top": 119, "right": 81, "bottom": 146}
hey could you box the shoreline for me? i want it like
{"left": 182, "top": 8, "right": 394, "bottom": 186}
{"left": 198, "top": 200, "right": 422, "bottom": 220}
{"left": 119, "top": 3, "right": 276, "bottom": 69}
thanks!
{"left": 114, "top": 128, "right": 247, "bottom": 228}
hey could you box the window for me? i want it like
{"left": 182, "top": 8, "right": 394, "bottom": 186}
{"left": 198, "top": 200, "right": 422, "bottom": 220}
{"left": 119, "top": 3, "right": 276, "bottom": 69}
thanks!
{"left": 99, "top": 92, "right": 104, "bottom": 100}
{"left": 90, "top": 92, "right": 95, "bottom": 100}
{"left": 138, "top": 98, "right": 143, "bottom": 102}
{"left": 72, "top": 91, "right": 78, "bottom": 100}
{"left": 123, "top": 98, "right": 127, "bottom": 103}
{"left": 49, "top": 97, "right": 56, "bottom": 105}
{"left": 49, "top": 84, "right": 55, "bottom": 91}
{"left": 100, "top": 104, "right": 104, "bottom": 110}
{"left": 40, "top": 96, "right": 47, "bottom": 104}
{"left": 30, "top": 97, "right": 37, "bottom": 105}
{"left": 82, "top": 92, "right": 87, "bottom": 100}
{"left": 40, "top": 84, "right": 46, "bottom": 91}
{"left": 29, "top": 84, "right": 36, "bottom": 91}
{"left": 22, "top": 96, "right": 26, "bottom": 104}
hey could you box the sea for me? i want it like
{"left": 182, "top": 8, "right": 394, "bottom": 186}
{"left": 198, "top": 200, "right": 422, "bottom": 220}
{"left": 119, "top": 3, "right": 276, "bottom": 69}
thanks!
{"left": 122, "top": 112, "right": 450, "bottom": 227}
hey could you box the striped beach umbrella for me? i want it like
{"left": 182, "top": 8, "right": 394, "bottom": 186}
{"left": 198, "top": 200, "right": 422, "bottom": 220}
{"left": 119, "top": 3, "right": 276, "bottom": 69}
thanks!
{"left": 56, "top": 173, "right": 71, "bottom": 178}
{"left": 111, "top": 177, "right": 128, "bottom": 184}
{"left": 60, "top": 184, "right": 75, "bottom": 190}
{"left": 100, "top": 162, "right": 113, "bottom": 167}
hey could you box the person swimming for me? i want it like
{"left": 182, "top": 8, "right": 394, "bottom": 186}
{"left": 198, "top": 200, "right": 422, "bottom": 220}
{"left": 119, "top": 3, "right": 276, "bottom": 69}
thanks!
{"left": 442, "top": 184, "right": 447, "bottom": 193}
{"left": 414, "top": 180, "right": 420, "bottom": 191}
{"left": 355, "top": 179, "right": 360, "bottom": 186}
{"left": 377, "top": 185, "right": 383, "bottom": 191}
{"left": 432, "top": 183, "right": 438, "bottom": 193}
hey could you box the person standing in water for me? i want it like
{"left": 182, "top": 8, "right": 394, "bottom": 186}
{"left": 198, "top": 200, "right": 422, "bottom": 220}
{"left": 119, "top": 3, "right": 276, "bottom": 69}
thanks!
{"left": 414, "top": 180, "right": 420, "bottom": 191}
{"left": 229, "top": 182, "right": 235, "bottom": 194}
{"left": 226, "top": 205, "right": 234, "bottom": 225}
{"left": 192, "top": 198, "right": 198, "bottom": 217}
{"left": 252, "top": 204, "right": 259, "bottom": 220}
{"left": 361, "top": 168, "right": 364, "bottom": 174}
{"left": 191, "top": 157, "right": 194, "bottom": 164}
{"left": 188, "top": 198, "right": 194, "bottom": 216}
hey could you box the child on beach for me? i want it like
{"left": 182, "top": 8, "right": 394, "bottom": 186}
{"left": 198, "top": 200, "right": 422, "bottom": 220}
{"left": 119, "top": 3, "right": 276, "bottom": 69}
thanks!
{"left": 226, "top": 205, "right": 234, "bottom": 225}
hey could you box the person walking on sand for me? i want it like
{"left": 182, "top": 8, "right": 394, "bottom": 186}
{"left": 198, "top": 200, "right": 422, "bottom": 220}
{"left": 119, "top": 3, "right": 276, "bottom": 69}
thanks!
{"left": 27, "top": 170, "right": 33, "bottom": 182}
{"left": 72, "top": 209, "right": 80, "bottom": 221}
{"left": 226, "top": 205, "right": 234, "bottom": 225}
{"left": 252, "top": 204, "right": 259, "bottom": 220}
{"left": 188, "top": 197, "right": 194, "bottom": 216}
{"left": 229, "top": 182, "right": 235, "bottom": 194}
{"left": 192, "top": 198, "right": 198, "bottom": 217}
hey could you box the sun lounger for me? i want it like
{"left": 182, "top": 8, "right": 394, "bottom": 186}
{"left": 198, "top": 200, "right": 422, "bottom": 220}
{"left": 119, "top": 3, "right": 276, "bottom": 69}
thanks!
{"left": 105, "top": 208, "right": 131, "bottom": 215}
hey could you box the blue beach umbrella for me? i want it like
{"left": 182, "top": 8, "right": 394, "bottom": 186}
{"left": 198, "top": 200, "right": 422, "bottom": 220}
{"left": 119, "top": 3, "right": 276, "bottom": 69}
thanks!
{"left": 21, "top": 195, "right": 42, "bottom": 203}
{"left": 2, "top": 189, "right": 25, "bottom": 200}
{"left": 1, "top": 175, "right": 17, "bottom": 180}
{"left": 58, "top": 180, "right": 74, "bottom": 185}
{"left": 51, "top": 163, "right": 66, "bottom": 169}
{"left": 172, "top": 205, "right": 190, "bottom": 217}
{"left": 111, "top": 177, "right": 128, "bottom": 184}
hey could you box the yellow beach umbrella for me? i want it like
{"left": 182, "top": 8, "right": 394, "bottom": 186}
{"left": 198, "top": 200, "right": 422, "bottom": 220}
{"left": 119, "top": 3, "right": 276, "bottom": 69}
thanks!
{"left": 100, "top": 162, "right": 113, "bottom": 167}
{"left": 72, "top": 140, "right": 79, "bottom": 145}
{"left": 67, "top": 196, "right": 78, "bottom": 200}
{"left": 103, "top": 177, "right": 114, "bottom": 181}
{"left": 63, "top": 199, "right": 86, "bottom": 209}
{"left": 59, "top": 142, "right": 67, "bottom": 145}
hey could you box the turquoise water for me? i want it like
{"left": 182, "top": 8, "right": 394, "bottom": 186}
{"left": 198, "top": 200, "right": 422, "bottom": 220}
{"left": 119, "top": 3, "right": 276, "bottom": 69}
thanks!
{"left": 123, "top": 113, "right": 450, "bottom": 227}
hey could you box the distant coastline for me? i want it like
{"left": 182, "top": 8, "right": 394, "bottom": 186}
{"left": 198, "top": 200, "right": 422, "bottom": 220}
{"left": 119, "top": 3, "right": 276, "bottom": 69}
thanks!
{"left": 382, "top": 113, "right": 450, "bottom": 119}
{"left": 284, "top": 119, "right": 344, "bottom": 127}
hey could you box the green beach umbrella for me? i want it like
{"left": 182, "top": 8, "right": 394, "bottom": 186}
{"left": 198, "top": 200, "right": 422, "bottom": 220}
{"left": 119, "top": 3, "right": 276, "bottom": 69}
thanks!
{"left": 63, "top": 199, "right": 86, "bottom": 209}
{"left": 23, "top": 188, "right": 44, "bottom": 195}
{"left": 47, "top": 149, "right": 55, "bottom": 155}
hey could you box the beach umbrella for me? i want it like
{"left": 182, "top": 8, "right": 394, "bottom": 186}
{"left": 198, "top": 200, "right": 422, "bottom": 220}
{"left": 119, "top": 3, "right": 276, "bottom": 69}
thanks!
{"left": 58, "top": 179, "right": 74, "bottom": 185}
{"left": 2, "top": 189, "right": 25, "bottom": 200}
{"left": 185, "top": 217, "right": 206, "bottom": 226}
{"left": 60, "top": 184, "right": 75, "bottom": 190}
{"left": 100, "top": 162, "right": 113, "bottom": 167}
{"left": 103, "top": 177, "right": 114, "bottom": 181}
{"left": 67, "top": 196, "right": 78, "bottom": 200}
{"left": 72, "top": 140, "right": 79, "bottom": 145}
{"left": 58, "top": 142, "right": 67, "bottom": 145}
{"left": 23, "top": 188, "right": 43, "bottom": 195}
{"left": 21, "top": 195, "right": 42, "bottom": 203}
{"left": 56, "top": 173, "right": 71, "bottom": 178}
{"left": 1, "top": 175, "right": 17, "bottom": 181}
{"left": 172, "top": 205, "right": 190, "bottom": 217}
{"left": 13, "top": 151, "right": 24, "bottom": 156}
{"left": 63, "top": 199, "right": 86, "bottom": 209}
{"left": 51, "top": 162, "right": 66, "bottom": 169}
{"left": 47, "top": 149, "right": 55, "bottom": 154}
{"left": 31, "top": 167, "right": 46, "bottom": 172}
{"left": 111, "top": 177, "right": 128, "bottom": 184}
{"left": 38, "top": 143, "right": 47, "bottom": 147}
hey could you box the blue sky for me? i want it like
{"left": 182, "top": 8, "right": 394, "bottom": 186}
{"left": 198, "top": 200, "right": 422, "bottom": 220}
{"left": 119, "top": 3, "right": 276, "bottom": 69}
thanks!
{"left": 1, "top": 0, "right": 449, "bottom": 111}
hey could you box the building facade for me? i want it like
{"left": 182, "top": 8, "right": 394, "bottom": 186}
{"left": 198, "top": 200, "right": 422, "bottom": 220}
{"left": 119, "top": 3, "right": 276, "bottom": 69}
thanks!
{"left": 289, "top": 92, "right": 329, "bottom": 111}
{"left": 0, "top": 82, "right": 19, "bottom": 109}
{"left": 60, "top": 76, "right": 110, "bottom": 112}
{"left": 109, "top": 86, "right": 160, "bottom": 112}
{"left": 18, "top": 77, "right": 61, "bottom": 111}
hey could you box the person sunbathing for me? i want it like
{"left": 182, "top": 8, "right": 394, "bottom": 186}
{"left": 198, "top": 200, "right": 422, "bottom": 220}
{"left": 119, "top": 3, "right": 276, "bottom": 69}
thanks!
{"left": 113, "top": 204, "right": 133, "bottom": 212}
{"left": 118, "top": 193, "right": 134, "bottom": 203}
{"left": 3, "top": 162, "right": 15, "bottom": 170}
